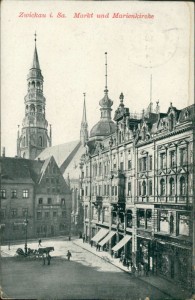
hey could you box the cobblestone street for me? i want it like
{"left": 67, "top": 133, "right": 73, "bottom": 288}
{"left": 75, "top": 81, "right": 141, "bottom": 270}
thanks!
{"left": 1, "top": 237, "right": 190, "bottom": 300}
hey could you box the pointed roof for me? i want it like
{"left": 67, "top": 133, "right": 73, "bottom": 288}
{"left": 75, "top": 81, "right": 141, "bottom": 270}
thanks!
{"left": 31, "top": 45, "right": 40, "bottom": 69}
{"left": 82, "top": 93, "right": 87, "bottom": 124}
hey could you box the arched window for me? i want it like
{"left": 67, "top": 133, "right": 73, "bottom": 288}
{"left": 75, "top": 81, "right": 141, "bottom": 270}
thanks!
{"left": 169, "top": 178, "right": 175, "bottom": 196}
{"left": 32, "top": 81, "right": 35, "bottom": 88}
{"left": 180, "top": 177, "right": 186, "bottom": 195}
{"left": 37, "top": 81, "right": 40, "bottom": 89}
{"left": 160, "top": 178, "right": 166, "bottom": 196}
{"left": 142, "top": 181, "right": 146, "bottom": 196}
{"left": 39, "top": 136, "right": 43, "bottom": 147}
{"left": 30, "top": 104, "right": 35, "bottom": 113}
{"left": 149, "top": 180, "right": 153, "bottom": 196}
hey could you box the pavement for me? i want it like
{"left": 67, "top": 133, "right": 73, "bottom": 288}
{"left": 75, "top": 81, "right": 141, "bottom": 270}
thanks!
{"left": 73, "top": 239, "right": 193, "bottom": 300}
{"left": 0, "top": 237, "right": 193, "bottom": 300}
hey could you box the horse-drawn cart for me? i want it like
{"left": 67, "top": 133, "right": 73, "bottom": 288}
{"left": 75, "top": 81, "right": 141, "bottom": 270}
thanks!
{"left": 16, "top": 247, "right": 54, "bottom": 260}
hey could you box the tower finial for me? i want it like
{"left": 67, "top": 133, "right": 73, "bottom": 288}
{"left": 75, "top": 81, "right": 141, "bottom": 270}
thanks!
{"left": 104, "top": 52, "right": 108, "bottom": 94}
{"left": 34, "top": 31, "right": 37, "bottom": 43}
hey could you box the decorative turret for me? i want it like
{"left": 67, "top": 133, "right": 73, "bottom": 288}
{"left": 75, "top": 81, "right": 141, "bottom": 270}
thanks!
{"left": 90, "top": 52, "right": 116, "bottom": 140}
{"left": 80, "top": 93, "right": 89, "bottom": 146}
{"left": 17, "top": 33, "right": 51, "bottom": 159}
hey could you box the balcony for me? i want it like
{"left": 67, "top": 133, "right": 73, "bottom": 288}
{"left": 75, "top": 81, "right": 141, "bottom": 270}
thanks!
{"left": 177, "top": 196, "right": 187, "bottom": 203}
{"left": 110, "top": 196, "right": 125, "bottom": 205}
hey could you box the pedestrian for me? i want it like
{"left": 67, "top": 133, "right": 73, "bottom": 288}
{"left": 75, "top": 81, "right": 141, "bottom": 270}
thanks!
{"left": 98, "top": 244, "right": 101, "bottom": 251}
{"left": 24, "top": 243, "right": 27, "bottom": 255}
{"left": 38, "top": 239, "right": 42, "bottom": 247}
{"left": 47, "top": 253, "right": 51, "bottom": 265}
{"left": 66, "top": 250, "right": 72, "bottom": 261}
{"left": 42, "top": 252, "right": 47, "bottom": 265}
{"left": 96, "top": 243, "right": 99, "bottom": 251}
{"left": 69, "top": 235, "right": 71, "bottom": 241}
{"left": 90, "top": 240, "right": 93, "bottom": 247}
{"left": 82, "top": 234, "right": 85, "bottom": 243}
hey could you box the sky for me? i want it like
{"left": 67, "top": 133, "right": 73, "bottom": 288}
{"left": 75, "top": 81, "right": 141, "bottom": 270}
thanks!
{"left": 1, "top": 1, "right": 194, "bottom": 157}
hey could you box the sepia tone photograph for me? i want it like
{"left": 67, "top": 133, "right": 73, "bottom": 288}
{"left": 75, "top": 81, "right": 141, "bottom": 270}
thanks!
{"left": 0, "top": 1, "right": 194, "bottom": 299}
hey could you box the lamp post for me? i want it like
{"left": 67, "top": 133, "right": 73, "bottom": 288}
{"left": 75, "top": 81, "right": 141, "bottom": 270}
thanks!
{"left": 23, "top": 217, "right": 28, "bottom": 255}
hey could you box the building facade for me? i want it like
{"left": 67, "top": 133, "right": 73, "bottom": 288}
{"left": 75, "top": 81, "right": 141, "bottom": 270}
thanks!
{"left": 0, "top": 156, "right": 72, "bottom": 242}
{"left": 80, "top": 80, "right": 195, "bottom": 288}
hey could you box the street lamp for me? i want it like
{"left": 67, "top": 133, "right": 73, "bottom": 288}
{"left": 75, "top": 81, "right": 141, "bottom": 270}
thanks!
{"left": 23, "top": 217, "right": 28, "bottom": 255}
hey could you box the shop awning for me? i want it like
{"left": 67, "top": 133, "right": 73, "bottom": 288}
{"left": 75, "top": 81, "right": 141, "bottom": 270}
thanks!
{"left": 91, "top": 228, "right": 109, "bottom": 243}
{"left": 99, "top": 231, "right": 116, "bottom": 247}
{"left": 112, "top": 235, "right": 132, "bottom": 252}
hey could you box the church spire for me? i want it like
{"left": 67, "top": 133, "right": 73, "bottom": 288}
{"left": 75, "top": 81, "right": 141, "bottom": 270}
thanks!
{"left": 80, "top": 93, "right": 88, "bottom": 146}
{"left": 17, "top": 33, "right": 51, "bottom": 159}
{"left": 31, "top": 32, "right": 40, "bottom": 69}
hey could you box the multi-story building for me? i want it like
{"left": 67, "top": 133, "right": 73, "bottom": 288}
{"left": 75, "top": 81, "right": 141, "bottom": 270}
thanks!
{"left": 80, "top": 58, "right": 195, "bottom": 287}
{"left": 0, "top": 156, "right": 72, "bottom": 242}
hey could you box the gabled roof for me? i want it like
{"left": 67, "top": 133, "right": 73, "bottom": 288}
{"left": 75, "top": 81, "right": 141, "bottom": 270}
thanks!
{"left": 0, "top": 157, "right": 44, "bottom": 184}
{"left": 36, "top": 140, "right": 80, "bottom": 168}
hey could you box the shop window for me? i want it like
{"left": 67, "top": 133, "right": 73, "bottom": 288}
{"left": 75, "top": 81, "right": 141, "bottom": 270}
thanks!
{"left": 179, "top": 214, "right": 189, "bottom": 236}
{"left": 137, "top": 209, "right": 145, "bottom": 228}
{"left": 1, "top": 189, "right": 6, "bottom": 199}
{"left": 159, "top": 211, "right": 169, "bottom": 233}
{"left": 180, "top": 177, "right": 186, "bottom": 195}
{"left": 11, "top": 190, "right": 17, "bottom": 198}
{"left": 160, "top": 178, "right": 165, "bottom": 196}
{"left": 169, "top": 178, "right": 175, "bottom": 196}
{"left": 146, "top": 210, "right": 152, "bottom": 229}
{"left": 23, "top": 190, "right": 29, "bottom": 198}
{"left": 127, "top": 210, "right": 133, "bottom": 228}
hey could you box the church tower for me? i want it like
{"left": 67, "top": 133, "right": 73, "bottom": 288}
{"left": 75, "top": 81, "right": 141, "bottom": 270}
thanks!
{"left": 17, "top": 33, "right": 51, "bottom": 159}
{"left": 80, "top": 93, "right": 88, "bottom": 146}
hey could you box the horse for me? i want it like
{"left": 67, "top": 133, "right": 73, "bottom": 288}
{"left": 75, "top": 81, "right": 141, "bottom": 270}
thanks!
{"left": 38, "top": 247, "right": 54, "bottom": 256}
